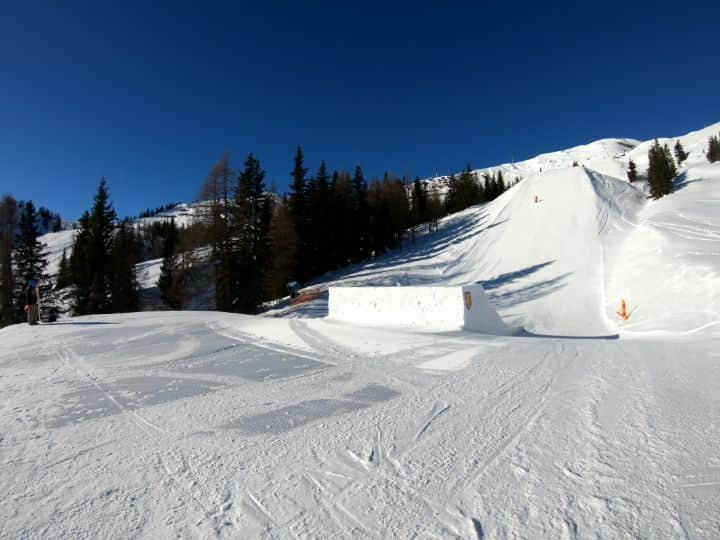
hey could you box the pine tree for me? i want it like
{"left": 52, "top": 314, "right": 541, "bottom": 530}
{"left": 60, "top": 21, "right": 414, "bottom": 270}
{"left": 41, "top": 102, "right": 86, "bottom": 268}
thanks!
{"left": 70, "top": 179, "right": 117, "bottom": 314}
{"left": 411, "top": 176, "right": 427, "bottom": 226}
{"left": 56, "top": 248, "right": 71, "bottom": 290}
{"left": 496, "top": 170, "right": 506, "bottom": 194}
{"left": 707, "top": 135, "right": 720, "bottom": 163}
{"left": 289, "top": 145, "right": 309, "bottom": 280}
{"left": 627, "top": 159, "right": 638, "bottom": 182}
{"left": 69, "top": 211, "right": 92, "bottom": 313}
{"left": 674, "top": 140, "right": 688, "bottom": 165}
{"left": 88, "top": 178, "right": 117, "bottom": 312}
{"left": 0, "top": 195, "right": 18, "bottom": 327}
{"left": 351, "top": 166, "right": 370, "bottom": 262}
{"left": 158, "top": 219, "right": 180, "bottom": 309}
{"left": 647, "top": 140, "right": 678, "bottom": 199}
{"left": 307, "top": 161, "right": 331, "bottom": 274}
{"left": 108, "top": 222, "right": 140, "bottom": 312}
{"left": 232, "top": 153, "right": 271, "bottom": 313}
{"left": 13, "top": 200, "right": 49, "bottom": 321}
{"left": 444, "top": 172, "right": 460, "bottom": 214}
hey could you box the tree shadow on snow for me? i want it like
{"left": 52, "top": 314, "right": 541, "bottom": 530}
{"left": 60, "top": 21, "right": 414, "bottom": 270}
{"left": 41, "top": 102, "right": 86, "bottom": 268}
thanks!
{"left": 673, "top": 172, "right": 704, "bottom": 192}
{"left": 521, "top": 331, "right": 619, "bottom": 340}
{"left": 478, "top": 261, "right": 556, "bottom": 291}
{"left": 48, "top": 321, "right": 119, "bottom": 326}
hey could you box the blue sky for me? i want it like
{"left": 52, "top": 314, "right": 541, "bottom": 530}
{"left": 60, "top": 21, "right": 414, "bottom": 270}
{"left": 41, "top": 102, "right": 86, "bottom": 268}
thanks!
{"left": 1, "top": 1, "right": 718, "bottom": 219}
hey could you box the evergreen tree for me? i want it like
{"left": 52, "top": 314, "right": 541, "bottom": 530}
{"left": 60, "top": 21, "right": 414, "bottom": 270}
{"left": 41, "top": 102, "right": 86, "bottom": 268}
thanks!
{"left": 329, "top": 170, "right": 354, "bottom": 267}
{"left": 496, "top": 170, "right": 506, "bottom": 195}
{"left": 70, "top": 179, "right": 117, "bottom": 314}
{"left": 56, "top": 248, "right": 71, "bottom": 290}
{"left": 158, "top": 218, "right": 181, "bottom": 309}
{"left": 411, "top": 176, "right": 427, "bottom": 226}
{"left": 233, "top": 153, "right": 271, "bottom": 313}
{"left": 444, "top": 173, "right": 460, "bottom": 214}
{"left": 306, "top": 161, "right": 331, "bottom": 274}
{"left": 13, "top": 200, "right": 49, "bottom": 321}
{"left": 108, "top": 222, "right": 140, "bottom": 312}
{"left": 351, "top": 166, "right": 370, "bottom": 262}
{"left": 289, "top": 145, "right": 309, "bottom": 280}
{"left": 0, "top": 195, "right": 18, "bottom": 327}
{"left": 627, "top": 159, "right": 638, "bottom": 182}
{"left": 69, "top": 211, "right": 92, "bottom": 313}
{"left": 647, "top": 140, "right": 678, "bottom": 199}
{"left": 707, "top": 135, "right": 720, "bottom": 163}
{"left": 88, "top": 178, "right": 117, "bottom": 312}
{"left": 674, "top": 140, "right": 688, "bottom": 165}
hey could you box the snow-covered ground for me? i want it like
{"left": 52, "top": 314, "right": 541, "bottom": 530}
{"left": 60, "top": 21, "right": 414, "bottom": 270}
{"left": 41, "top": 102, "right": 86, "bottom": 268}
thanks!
{"left": 2, "top": 311, "right": 719, "bottom": 538}
{"left": 5, "top": 120, "right": 718, "bottom": 537}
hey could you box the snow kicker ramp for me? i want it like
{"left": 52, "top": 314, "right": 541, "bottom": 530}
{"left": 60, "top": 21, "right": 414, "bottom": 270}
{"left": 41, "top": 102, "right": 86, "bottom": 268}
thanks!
{"left": 328, "top": 284, "right": 515, "bottom": 335}
{"left": 433, "top": 167, "right": 642, "bottom": 336}
{"left": 323, "top": 166, "right": 644, "bottom": 337}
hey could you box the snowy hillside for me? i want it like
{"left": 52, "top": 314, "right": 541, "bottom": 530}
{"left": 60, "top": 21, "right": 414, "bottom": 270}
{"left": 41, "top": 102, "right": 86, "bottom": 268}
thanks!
{"left": 426, "top": 137, "right": 640, "bottom": 197}
{"left": 280, "top": 121, "right": 720, "bottom": 338}
{"left": 6, "top": 120, "right": 718, "bottom": 538}
{"left": 39, "top": 202, "right": 204, "bottom": 284}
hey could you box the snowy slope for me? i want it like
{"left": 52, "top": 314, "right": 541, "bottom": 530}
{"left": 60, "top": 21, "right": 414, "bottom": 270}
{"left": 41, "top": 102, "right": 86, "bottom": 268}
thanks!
{"left": 38, "top": 202, "right": 203, "bottom": 285}
{"left": 427, "top": 136, "right": 639, "bottom": 197}
{"left": 1, "top": 310, "right": 719, "bottom": 538}
{"left": 284, "top": 121, "right": 720, "bottom": 338}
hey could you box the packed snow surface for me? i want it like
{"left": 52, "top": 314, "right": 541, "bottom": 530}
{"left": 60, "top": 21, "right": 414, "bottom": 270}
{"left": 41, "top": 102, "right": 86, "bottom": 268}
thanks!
{"left": 2, "top": 312, "right": 719, "bottom": 538}
{"left": 6, "top": 120, "right": 719, "bottom": 537}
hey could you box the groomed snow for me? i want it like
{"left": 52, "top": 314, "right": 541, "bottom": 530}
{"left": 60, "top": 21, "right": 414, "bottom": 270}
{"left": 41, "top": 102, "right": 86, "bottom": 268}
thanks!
{"left": 1, "top": 311, "right": 719, "bottom": 537}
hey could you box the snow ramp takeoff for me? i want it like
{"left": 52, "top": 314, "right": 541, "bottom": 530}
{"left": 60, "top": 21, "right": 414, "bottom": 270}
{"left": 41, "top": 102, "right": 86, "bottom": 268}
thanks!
{"left": 328, "top": 285, "right": 515, "bottom": 335}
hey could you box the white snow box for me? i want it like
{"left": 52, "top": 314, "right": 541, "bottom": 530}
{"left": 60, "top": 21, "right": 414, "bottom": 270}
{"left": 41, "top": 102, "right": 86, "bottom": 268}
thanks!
{"left": 328, "top": 285, "right": 513, "bottom": 335}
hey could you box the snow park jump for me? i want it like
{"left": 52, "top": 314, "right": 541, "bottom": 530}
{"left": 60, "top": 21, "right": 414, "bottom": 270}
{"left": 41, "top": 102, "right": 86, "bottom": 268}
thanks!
{"left": 328, "top": 284, "right": 517, "bottom": 335}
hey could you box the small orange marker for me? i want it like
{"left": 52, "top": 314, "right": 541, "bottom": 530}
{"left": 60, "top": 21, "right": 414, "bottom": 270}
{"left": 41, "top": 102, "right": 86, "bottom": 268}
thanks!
{"left": 617, "top": 299, "right": 629, "bottom": 321}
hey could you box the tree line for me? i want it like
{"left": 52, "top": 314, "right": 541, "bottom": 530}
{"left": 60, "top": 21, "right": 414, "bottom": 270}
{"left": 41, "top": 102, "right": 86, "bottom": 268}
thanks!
{"left": 1, "top": 146, "right": 516, "bottom": 325}
{"left": 158, "top": 146, "right": 512, "bottom": 313}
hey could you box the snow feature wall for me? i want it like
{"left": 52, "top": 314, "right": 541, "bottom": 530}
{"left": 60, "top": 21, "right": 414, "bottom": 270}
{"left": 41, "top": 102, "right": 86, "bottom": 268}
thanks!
{"left": 328, "top": 285, "right": 514, "bottom": 335}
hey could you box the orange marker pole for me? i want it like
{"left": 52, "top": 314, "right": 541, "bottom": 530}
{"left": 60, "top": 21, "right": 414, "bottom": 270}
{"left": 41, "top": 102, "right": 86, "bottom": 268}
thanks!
{"left": 617, "top": 299, "right": 629, "bottom": 321}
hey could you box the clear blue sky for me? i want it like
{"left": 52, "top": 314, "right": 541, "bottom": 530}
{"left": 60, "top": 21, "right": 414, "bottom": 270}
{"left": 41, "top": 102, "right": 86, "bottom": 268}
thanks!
{"left": 1, "top": 1, "right": 718, "bottom": 220}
